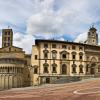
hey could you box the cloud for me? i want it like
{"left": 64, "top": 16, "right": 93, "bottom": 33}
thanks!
{"left": 1, "top": 0, "right": 100, "bottom": 53}
{"left": 74, "top": 32, "right": 88, "bottom": 43}
{"left": 13, "top": 32, "right": 35, "bottom": 54}
{"left": 26, "top": 0, "right": 100, "bottom": 39}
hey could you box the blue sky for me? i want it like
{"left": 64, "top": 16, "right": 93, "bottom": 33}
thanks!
{"left": 0, "top": 0, "right": 100, "bottom": 53}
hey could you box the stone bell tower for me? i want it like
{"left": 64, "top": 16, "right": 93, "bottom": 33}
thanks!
{"left": 87, "top": 26, "right": 98, "bottom": 45}
{"left": 2, "top": 28, "right": 13, "bottom": 47}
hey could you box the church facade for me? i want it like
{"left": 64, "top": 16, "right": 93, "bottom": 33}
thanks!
{"left": 0, "top": 29, "right": 31, "bottom": 89}
{"left": 31, "top": 26, "right": 100, "bottom": 85}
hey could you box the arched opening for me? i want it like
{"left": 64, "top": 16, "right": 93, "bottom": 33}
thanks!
{"left": 46, "top": 77, "right": 50, "bottom": 83}
{"left": 90, "top": 63, "right": 96, "bottom": 75}
{"left": 61, "top": 64, "right": 67, "bottom": 74}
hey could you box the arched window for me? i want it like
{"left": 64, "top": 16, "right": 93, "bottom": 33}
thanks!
{"left": 72, "top": 52, "right": 77, "bottom": 60}
{"left": 79, "top": 52, "right": 83, "bottom": 60}
{"left": 43, "top": 50, "right": 49, "bottom": 59}
{"left": 72, "top": 64, "right": 77, "bottom": 73}
{"left": 60, "top": 51, "right": 69, "bottom": 60}
{"left": 61, "top": 64, "right": 67, "bottom": 74}
{"left": 52, "top": 50, "right": 57, "bottom": 59}
{"left": 43, "top": 63, "right": 49, "bottom": 73}
{"left": 79, "top": 64, "right": 83, "bottom": 73}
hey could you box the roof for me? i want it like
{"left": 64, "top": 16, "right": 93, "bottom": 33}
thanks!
{"left": 35, "top": 39, "right": 100, "bottom": 48}
{"left": 0, "top": 45, "right": 23, "bottom": 50}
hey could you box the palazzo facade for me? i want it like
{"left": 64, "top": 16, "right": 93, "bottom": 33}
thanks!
{"left": 31, "top": 26, "right": 100, "bottom": 85}
{"left": 1, "top": 26, "right": 100, "bottom": 89}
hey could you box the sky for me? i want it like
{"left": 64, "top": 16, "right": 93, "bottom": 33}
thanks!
{"left": 1, "top": 0, "right": 100, "bottom": 53}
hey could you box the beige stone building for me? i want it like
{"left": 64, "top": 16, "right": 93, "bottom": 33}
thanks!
{"left": 31, "top": 26, "right": 100, "bottom": 85}
{"left": 1, "top": 26, "right": 100, "bottom": 89}
{"left": 0, "top": 29, "right": 31, "bottom": 90}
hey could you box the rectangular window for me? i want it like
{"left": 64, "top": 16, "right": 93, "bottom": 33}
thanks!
{"left": 72, "top": 55, "right": 76, "bottom": 59}
{"left": 44, "top": 53, "right": 48, "bottom": 59}
{"left": 80, "top": 56, "right": 83, "bottom": 60}
{"left": 52, "top": 44, "right": 56, "bottom": 48}
{"left": 8, "top": 37, "right": 10, "bottom": 41}
{"left": 35, "top": 55, "right": 38, "bottom": 60}
{"left": 8, "top": 31, "right": 10, "bottom": 35}
{"left": 72, "top": 45, "right": 76, "bottom": 50}
{"left": 52, "top": 67, "right": 56, "bottom": 73}
{"left": 44, "top": 44, "right": 48, "bottom": 48}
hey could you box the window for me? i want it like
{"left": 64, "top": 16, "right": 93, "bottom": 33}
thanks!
{"left": 61, "top": 51, "right": 69, "bottom": 60}
{"left": 52, "top": 53, "right": 56, "bottom": 59}
{"left": 52, "top": 44, "right": 56, "bottom": 48}
{"left": 62, "top": 64, "right": 67, "bottom": 74}
{"left": 52, "top": 67, "right": 56, "bottom": 73}
{"left": 52, "top": 63, "right": 57, "bottom": 73}
{"left": 44, "top": 53, "right": 48, "bottom": 59}
{"left": 43, "top": 63, "right": 49, "bottom": 73}
{"left": 52, "top": 50, "right": 57, "bottom": 59}
{"left": 8, "top": 31, "right": 10, "bottom": 35}
{"left": 79, "top": 46, "right": 83, "bottom": 50}
{"left": 44, "top": 44, "right": 48, "bottom": 48}
{"left": 79, "top": 55, "right": 82, "bottom": 60}
{"left": 72, "top": 45, "right": 76, "bottom": 50}
{"left": 79, "top": 52, "right": 83, "bottom": 60}
{"left": 62, "top": 54, "right": 66, "bottom": 59}
{"left": 72, "top": 55, "right": 76, "bottom": 59}
{"left": 62, "top": 45, "right": 67, "bottom": 49}
{"left": 44, "top": 67, "right": 48, "bottom": 73}
{"left": 34, "top": 68, "right": 38, "bottom": 74}
{"left": 43, "top": 50, "right": 49, "bottom": 59}
{"left": 98, "top": 65, "right": 100, "bottom": 72}
{"left": 72, "top": 64, "right": 76, "bottom": 73}
{"left": 35, "top": 55, "right": 38, "bottom": 60}
{"left": 8, "top": 37, "right": 10, "bottom": 41}
{"left": 79, "top": 65, "right": 83, "bottom": 73}
{"left": 86, "top": 64, "right": 89, "bottom": 72}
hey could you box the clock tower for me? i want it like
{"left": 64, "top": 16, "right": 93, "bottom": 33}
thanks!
{"left": 87, "top": 26, "right": 98, "bottom": 45}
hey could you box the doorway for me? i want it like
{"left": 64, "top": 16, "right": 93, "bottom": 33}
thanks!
{"left": 90, "top": 63, "right": 96, "bottom": 75}
{"left": 46, "top": 77, "right": 50, "bottom": 83}
{"left": 62, "top": 64, "right": 67, "bottom": 74}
